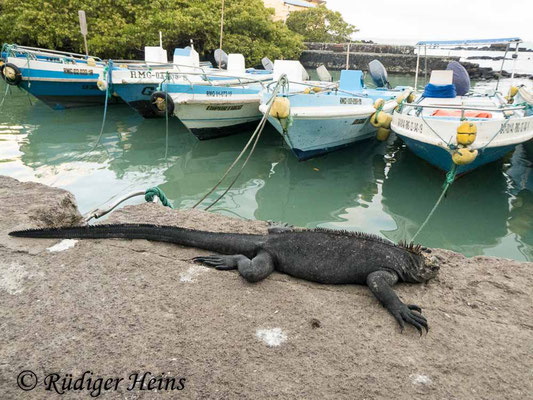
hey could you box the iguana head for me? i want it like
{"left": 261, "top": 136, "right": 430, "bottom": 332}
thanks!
{"left": 415, "top": 247, "right": 441, "bottom": 282}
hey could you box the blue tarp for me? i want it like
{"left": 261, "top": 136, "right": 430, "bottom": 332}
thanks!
{"left": 416, "top": 38, "right": 521, "bottom": 47}
{"left": 423, "top": 83, "right": 457, "bottom": 98}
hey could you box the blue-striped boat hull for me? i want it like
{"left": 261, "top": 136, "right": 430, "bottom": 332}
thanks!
{"left": 398, "top": 135, "right": 516, "bottom": 174}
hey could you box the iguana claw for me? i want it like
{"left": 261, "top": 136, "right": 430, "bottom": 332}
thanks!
{"left": 193, "top": 255, "right": 237, "bottom": 270}
{"left": 393, "top": 304, "right": 428, "bottom": 335}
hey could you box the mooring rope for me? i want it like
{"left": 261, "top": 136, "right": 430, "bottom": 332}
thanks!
{"left": 144, "top": 186, "right": 173, "bottom": 208}
{"left": 89, "top": 61, "right": 112, "bottom": 152}
{"left": 192, "top": 74, "right": 288, "bottom": 210}
{"left": 205, "top": 113, "right": 268, "bottom": 211}
{"left": 410, "top": 164, "right": 457, "bottom": 242}
{"left": 0, "top": 82, "right": 9, "bottom": 110}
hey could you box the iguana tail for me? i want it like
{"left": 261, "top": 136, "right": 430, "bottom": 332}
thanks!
{"left": 9, "top": 223, "right": 260, "bottom": 257}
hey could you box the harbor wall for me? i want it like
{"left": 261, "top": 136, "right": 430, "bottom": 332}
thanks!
{"left": 299, "top": 42, "right": 520, "bottom": 79}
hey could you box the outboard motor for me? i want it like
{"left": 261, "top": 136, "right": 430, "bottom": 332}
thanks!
{"left": 368, "top": 59, "right": 390, "bottom": 88}
{"left": 261, "top": 57, "right": 274, "bottom": 71}
{"left": 446, "top": 61, "right": 470, "bottom": 96}
{"left": 214, "top": 49, "right": 228, "bottom": 69}
{"left": 316, "top": 65, "right": 332, "bottom": 82}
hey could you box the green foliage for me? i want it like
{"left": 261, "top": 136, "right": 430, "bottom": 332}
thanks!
{"left": 286, "top": 5, "right": 357, "bottom": 43}
{"left": 0, "top": 0, "right": 303, "bottom": 66}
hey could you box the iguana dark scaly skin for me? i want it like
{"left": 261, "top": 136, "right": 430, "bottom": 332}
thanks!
{"left": 9, "top": 223, "right": 440, "bottom": 334}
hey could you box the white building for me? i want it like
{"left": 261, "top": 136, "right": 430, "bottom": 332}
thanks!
{"left": 263, "top": 0, "right": 326, "bottom": 22}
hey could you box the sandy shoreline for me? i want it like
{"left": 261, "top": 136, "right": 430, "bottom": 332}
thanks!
{"left": 1, "top": 175, "right": 531, "bottom": 399}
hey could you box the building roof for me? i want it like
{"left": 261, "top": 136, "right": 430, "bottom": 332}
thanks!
{"left": 284, "top": 0, "right": 316, "bottom": 8}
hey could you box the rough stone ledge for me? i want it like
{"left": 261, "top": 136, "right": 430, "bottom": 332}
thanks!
{"left": 1, "top": 176, "right": 531, "bottom": 399}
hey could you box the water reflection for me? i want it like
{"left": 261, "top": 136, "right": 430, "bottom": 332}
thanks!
{"left": 381, "top": 138, "right": 510, "bottom": 257}
{"left": 2, "top": 86, "right": 532, "bottom": 261}
{"left": 505, "top": 142, "right": 533, "bottom": 260}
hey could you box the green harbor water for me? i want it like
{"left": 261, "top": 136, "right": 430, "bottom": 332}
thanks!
{"left": 0, "top": 76, "right": 532, "bottom": 261}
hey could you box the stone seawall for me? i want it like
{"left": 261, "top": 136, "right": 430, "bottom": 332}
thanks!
{"left": 300, "top": 42, "right": 530, "bottom": 79}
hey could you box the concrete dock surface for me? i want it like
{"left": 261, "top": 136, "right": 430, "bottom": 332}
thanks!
{"left": 1, "top": 176, "right": 531, "bottom": 399}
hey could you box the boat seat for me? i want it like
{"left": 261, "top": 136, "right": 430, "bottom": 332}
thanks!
{"left": 227, "top": 54, "right": 246, "bottom": 75}
{"left": 273, "top": 60, "right": 309, "bottom": 82}
{"left": 431, "top": 110, "right": 492, "bottom": 118}
{"left": 339, "top": 70, "right": 364, "bottom": 92}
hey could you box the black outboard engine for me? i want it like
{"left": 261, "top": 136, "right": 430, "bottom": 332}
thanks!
{"left": 368, "top": 60, "right": 390, "bottom": 88}
{"left": 446, "top": 61, "right": 470, "bottom": 96}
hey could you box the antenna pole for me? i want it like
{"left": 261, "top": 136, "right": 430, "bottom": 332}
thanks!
{"left": 159, "top": 31, "right": 163, "bottom": 48}
{"left": 218, "top": 0, "right": 225, "bottom": 70}
{"left": 345, "top": 41, "right": 351, "bottom": 70}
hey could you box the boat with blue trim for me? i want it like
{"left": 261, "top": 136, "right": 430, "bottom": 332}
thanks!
{"left": 0, "top": 43, "right": 113, "bottom": 109}
{"left": 152, "top": 53, "right": 273, "bottom": 140}
{"left": 259, "top": 60, "right": 411, "bottom": 160}
{"left": 391, "top": 38, "right": 533, "bottom": 175}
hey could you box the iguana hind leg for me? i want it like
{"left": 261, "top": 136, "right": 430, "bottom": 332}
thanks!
{"left": 194, "top": 250, "right": 275, "bottom": 283}
{"left": 366, "top": 270, "right": 429, "bottom": 335}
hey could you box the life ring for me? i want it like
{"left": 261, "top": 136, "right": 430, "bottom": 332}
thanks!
{"left": 150, "top": 91, "right": 174, "bottom": 116}
{"left": 2, "top": 63, "right": 22, "bottom": 85}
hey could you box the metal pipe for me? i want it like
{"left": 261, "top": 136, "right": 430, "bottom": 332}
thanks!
{"left": 495, "top": 42, "right": 510, "bottom": 92}
{"left": 424, "top": 45, "right": 427, "bottom": 85}
{"left": 414, "top": 49, "right": 420, "bottom": 94}
{"left": 407, "top": 104, "right": 525, "bottom": 112}
{"left": 83, "top": 190, "right": 147, "bottom": 222}
{"left": 510, "top": 42, "right": 519, "bottom": 84}
{"left": 218, "top": 0, "right": 225, "bottom": 71}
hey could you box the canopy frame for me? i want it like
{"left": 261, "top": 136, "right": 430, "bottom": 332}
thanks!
{"left": 413, "top": 38, "right": 523, "bottom": 94}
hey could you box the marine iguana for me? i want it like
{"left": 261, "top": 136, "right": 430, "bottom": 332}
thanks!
{"left": 9, "top": 223, "right": 440, "bottom": 334}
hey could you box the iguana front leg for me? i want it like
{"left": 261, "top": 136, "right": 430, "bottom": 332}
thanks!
{"left": 194, "top": 250, "right": 275, "bottom": 283}
{"left": 366, "top": 270, "right": 428, "bottom": 335}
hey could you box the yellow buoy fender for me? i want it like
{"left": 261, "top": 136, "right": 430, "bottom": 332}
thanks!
{"left": 370, "top": 112, "right": 380, "bottom": 127}
{"left": 155, "top": 97, "right": 166, "bottom": 112}
{"left": 406, "top": 92, "right": 415, "bottom": 103}
{"left": 312, "top": 86, "right": 322, "bottom": 93}
{"left": 2, "top": 63, "right": 22, "bottom": 85}
{"left": 373, "top": 98, "right": 385, "bottom": 110}
{"left": 505, "top": 86, "right": 520, "bottom": 103}
{"left": 452, "top": 148, "right": 478, "bottom": 165}
{"left": 97, "top": 79, "right": 108, "bottom": 91}
{"left": 87, "top": 57, "right": 96, "bottom": 67}
{"left": 376, "top": 127, "right": 391, "bottom": 141}
{"left": 378, "top": 112, "right": 393, "bottom": 129}
{"left": 395, "top": 95, "right": 404, "bottom": 105}
{"left": 456, "top": 121, "right": 477, "bottom": 146}
{"left": 303, "top": 87, "right": 311, "bottom": 94}
{"left": 370, "top": 111, "right": 392, "bottom": 128}
{"left": 270, "top": 97, "right": 290, "bottom": 119}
